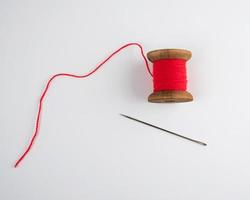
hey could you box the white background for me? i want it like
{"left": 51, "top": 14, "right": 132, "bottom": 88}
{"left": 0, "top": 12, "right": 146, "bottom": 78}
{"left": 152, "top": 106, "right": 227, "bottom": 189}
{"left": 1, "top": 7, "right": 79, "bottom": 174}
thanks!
{"left": 1, "top": 0, "right": 250, "bottom": 199}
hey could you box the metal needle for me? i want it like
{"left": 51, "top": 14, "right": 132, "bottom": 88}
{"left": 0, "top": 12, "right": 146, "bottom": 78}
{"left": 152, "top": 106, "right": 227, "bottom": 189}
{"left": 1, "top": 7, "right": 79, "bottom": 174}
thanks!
{"left": 120, "top": 114, "right": 207, "bottom": 146}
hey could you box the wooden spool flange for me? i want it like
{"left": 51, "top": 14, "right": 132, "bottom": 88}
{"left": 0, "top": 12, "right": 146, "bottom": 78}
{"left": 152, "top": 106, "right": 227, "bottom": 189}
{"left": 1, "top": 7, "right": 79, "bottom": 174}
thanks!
{"left": 147, "top": 49, "right": 193, "bottom": 103}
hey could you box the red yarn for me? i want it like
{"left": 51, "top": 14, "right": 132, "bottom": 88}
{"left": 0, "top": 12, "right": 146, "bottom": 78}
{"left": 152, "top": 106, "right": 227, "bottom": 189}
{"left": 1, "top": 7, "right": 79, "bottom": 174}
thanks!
{"left": 153, "top": 59, "right": 187, "bottom": 92}
{"left": 14, "top": 43, "right": 151, "bottom": 168}
{"left": 14, "top": 43, "right": 189, "bottom": 168}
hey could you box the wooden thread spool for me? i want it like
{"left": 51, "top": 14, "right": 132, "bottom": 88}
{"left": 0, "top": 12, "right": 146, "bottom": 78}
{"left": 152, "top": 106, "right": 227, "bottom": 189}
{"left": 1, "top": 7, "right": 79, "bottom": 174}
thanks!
{"left": 147, "top": 49, "right": 193, "bottom": 103}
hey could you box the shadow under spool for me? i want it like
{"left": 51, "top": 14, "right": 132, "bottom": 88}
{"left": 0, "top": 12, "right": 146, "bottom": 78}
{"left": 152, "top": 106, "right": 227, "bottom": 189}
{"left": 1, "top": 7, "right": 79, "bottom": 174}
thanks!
{"left": 147, "top": 49, "right": 193, "bottom": 103}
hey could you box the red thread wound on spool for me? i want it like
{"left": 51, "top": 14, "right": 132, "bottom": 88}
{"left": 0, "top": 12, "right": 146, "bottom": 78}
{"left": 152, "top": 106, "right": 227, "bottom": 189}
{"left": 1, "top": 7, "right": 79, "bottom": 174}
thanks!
{"left": 153, "top": 59, "right": 187, "bottom": 91}
{"left": 147, "top": 49, "right": 193, "bottom": 103}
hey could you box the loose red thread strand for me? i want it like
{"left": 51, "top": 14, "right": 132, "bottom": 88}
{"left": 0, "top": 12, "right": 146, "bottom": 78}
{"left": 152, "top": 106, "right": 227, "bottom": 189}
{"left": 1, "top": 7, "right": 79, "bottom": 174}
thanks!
{"left": 14, "top": 43, "right": 152, "bottom": 168}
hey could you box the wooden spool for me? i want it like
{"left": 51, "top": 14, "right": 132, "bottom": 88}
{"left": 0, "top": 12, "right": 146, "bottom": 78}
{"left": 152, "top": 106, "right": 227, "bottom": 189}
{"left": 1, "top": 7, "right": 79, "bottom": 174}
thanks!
{"left": 147, "top": 49, "right": 193, "bottom": 103}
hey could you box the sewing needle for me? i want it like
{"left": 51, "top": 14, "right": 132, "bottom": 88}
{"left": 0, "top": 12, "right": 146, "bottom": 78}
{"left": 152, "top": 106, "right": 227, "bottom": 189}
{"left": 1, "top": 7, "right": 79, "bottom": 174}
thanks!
{"left": 120, "top": 114, "right": 207, "bottom": 146}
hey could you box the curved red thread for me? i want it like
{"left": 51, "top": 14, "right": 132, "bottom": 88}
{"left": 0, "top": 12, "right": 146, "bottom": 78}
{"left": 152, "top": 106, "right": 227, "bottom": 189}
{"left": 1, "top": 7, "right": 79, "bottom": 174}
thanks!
{"left": 14, "top": 43, "right": 152, "bottom": 167}
{"left": 153, "top": 59, "right": 187, "bottom": 92}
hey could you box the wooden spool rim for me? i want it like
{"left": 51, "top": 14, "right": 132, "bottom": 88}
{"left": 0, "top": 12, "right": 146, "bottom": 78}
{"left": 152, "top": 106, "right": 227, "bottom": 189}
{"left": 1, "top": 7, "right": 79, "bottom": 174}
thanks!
{"left": 147, "top": 49, "right": 192, "bottom": 62}
{"left": 148, "top": 91, "right": 193, "bottom": 103}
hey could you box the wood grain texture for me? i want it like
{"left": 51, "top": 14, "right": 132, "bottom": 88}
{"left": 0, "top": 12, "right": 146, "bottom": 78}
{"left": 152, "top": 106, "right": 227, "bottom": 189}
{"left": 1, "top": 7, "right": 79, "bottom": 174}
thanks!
{"left": 148, "top": 91, "right": 193, "bottom": 103}
{"left": 147, "top": 49, "right": 192, "bottom": 62}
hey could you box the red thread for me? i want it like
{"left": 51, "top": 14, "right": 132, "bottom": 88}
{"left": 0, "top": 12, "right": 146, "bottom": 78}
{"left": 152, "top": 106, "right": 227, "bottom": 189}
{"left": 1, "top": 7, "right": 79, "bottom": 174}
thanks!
{"left": 14, "top": 43, "right": 151, "bottom": 167}
{"left": 153, "top": 59, "right": 187, "bottom": 92}
{"left": 14, "top": 43, "right": 189, "bottom": 168}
